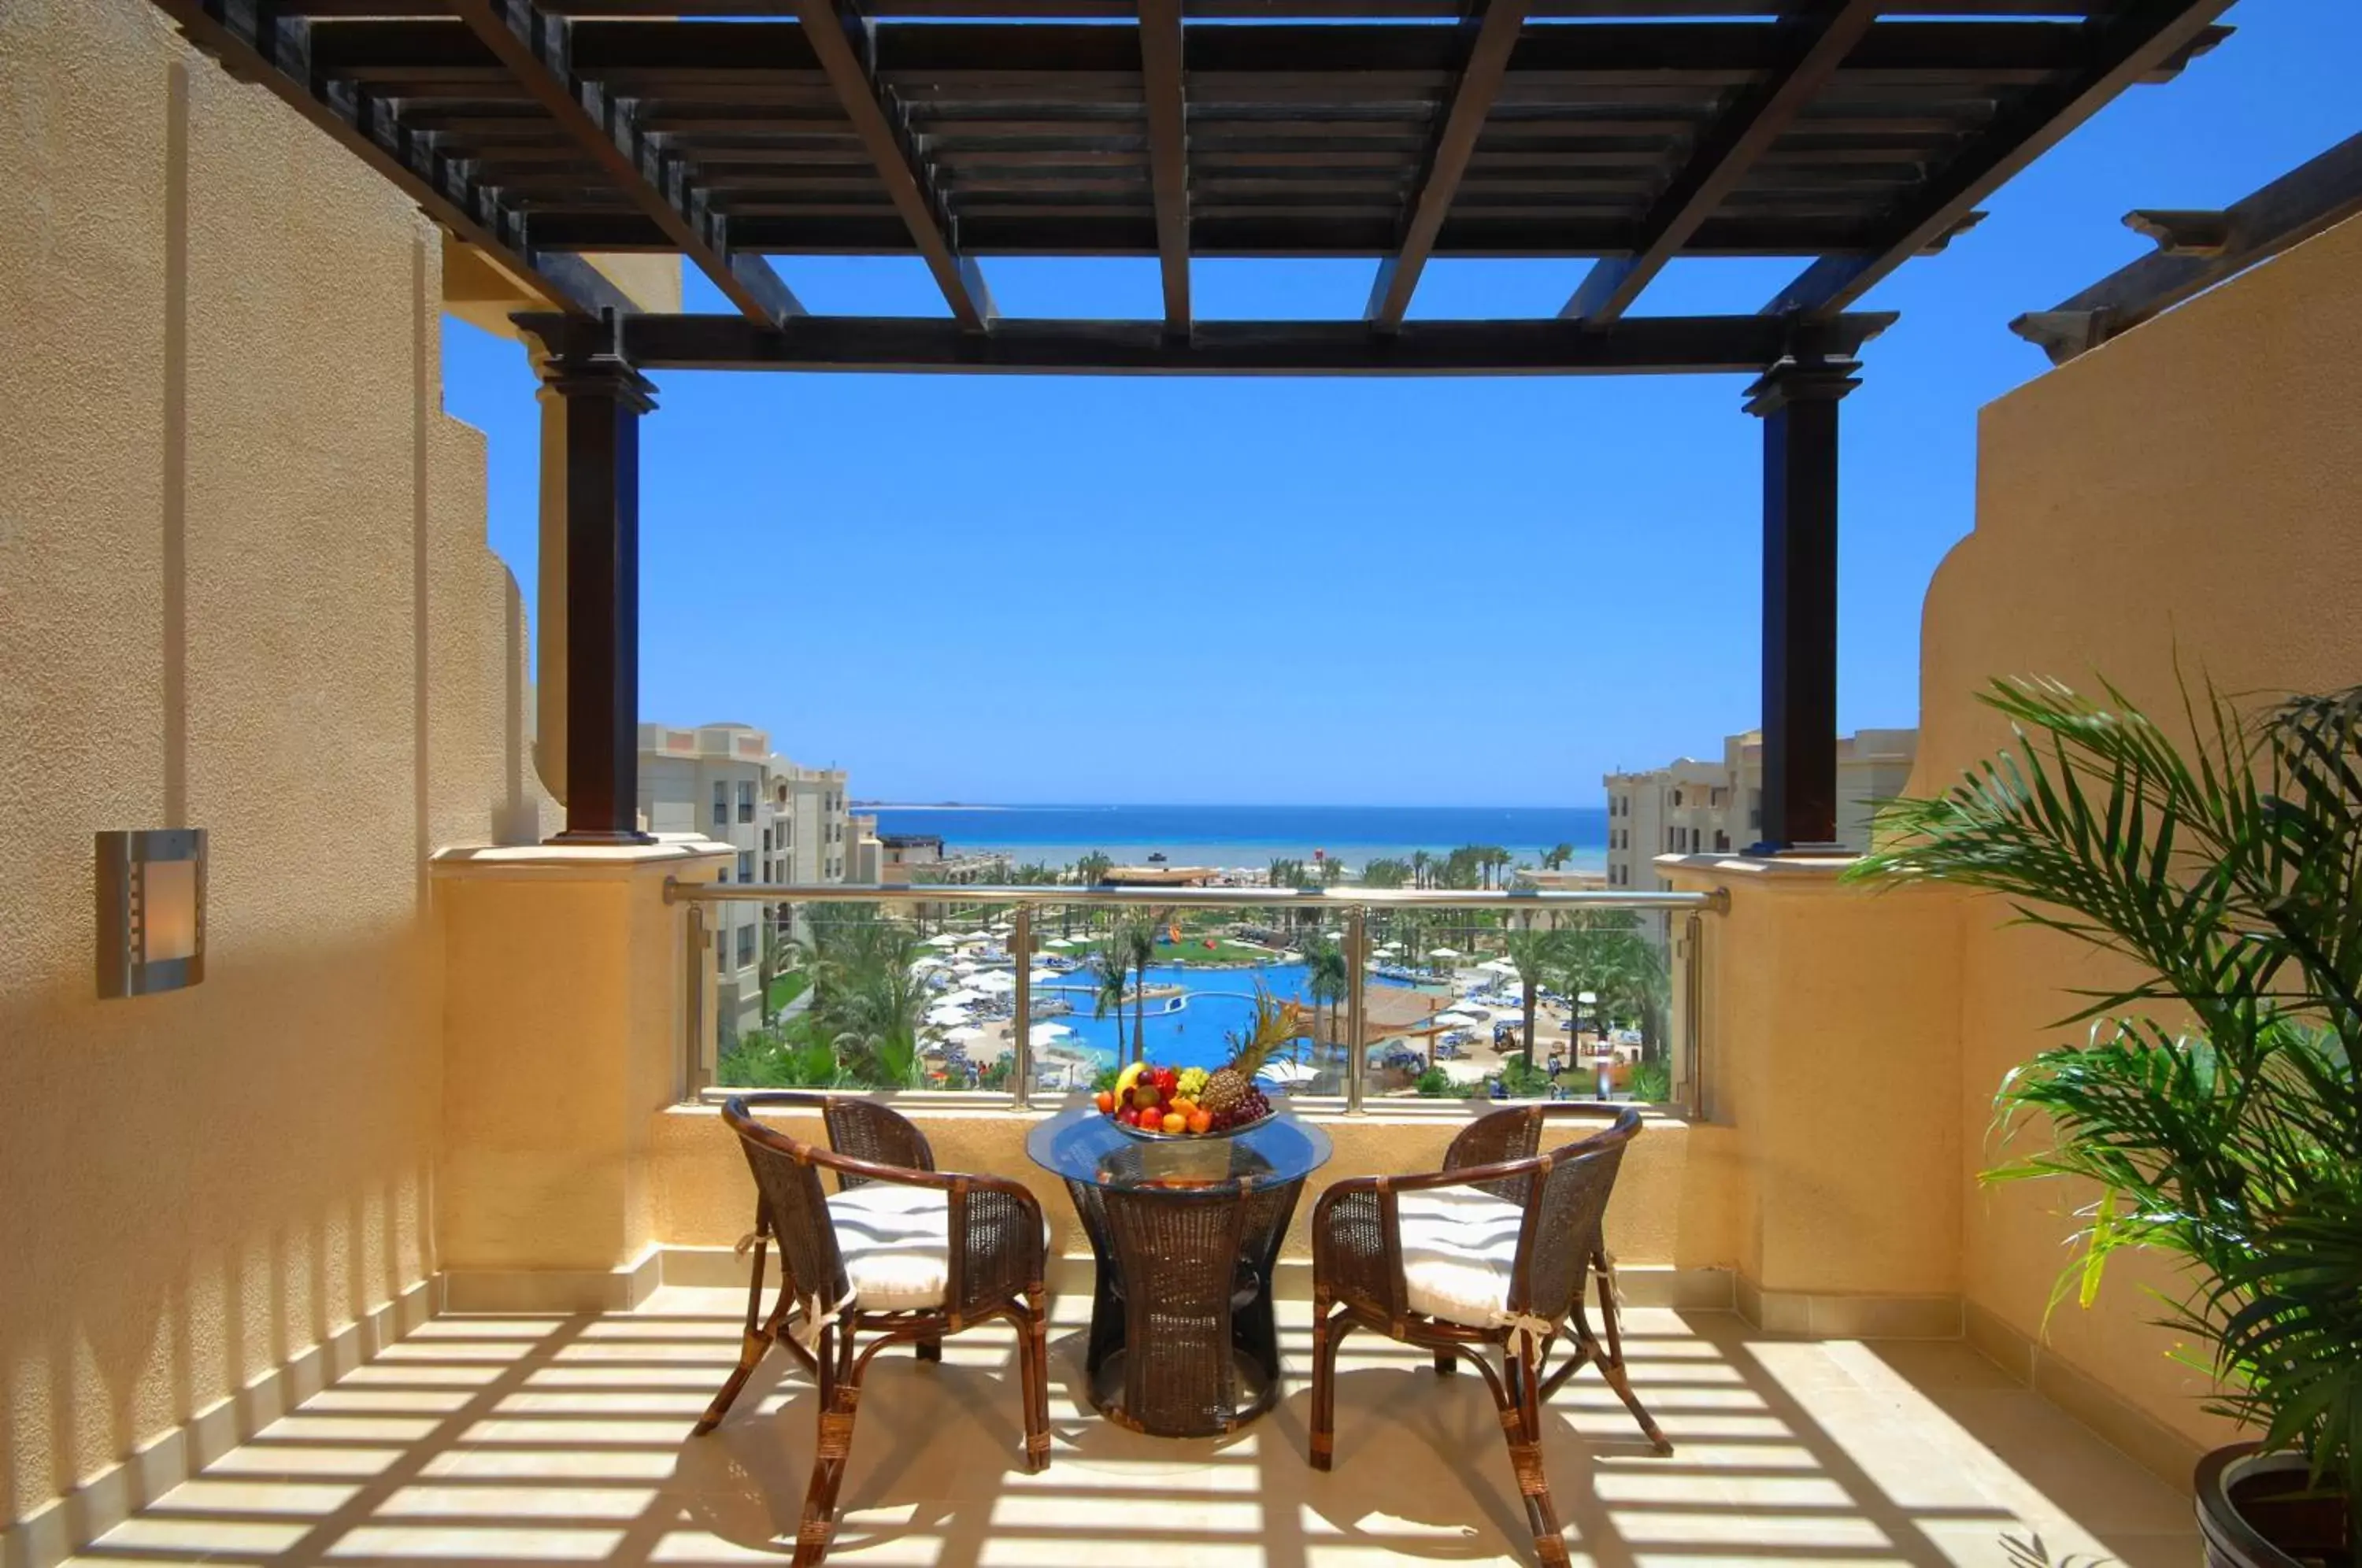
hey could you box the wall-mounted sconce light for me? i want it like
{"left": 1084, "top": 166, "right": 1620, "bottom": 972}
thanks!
{"left": 97, "top": 829, "right": 205, "bottom": 998}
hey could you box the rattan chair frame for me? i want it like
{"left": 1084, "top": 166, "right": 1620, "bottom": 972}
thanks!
{"left": 1308, "top": 1104, "right": 1668, "bottom": 1568}
{"left": 696, "top": 1093, "right": 1051, "bottom": 1568}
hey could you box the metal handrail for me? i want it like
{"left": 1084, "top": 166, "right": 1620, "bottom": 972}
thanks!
{"left": 672, "top": 878, "right": 1722, "bottom": 1114}
{"left": 669, "top": 881, "right": 1724, "bottom": 912}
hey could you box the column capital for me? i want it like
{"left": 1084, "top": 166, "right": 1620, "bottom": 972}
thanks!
{"left": 1742, "top": 353, "right": 1860, "bottom": 417}
{"left": 520, "top": 314, "right": 657, "bottom": 412}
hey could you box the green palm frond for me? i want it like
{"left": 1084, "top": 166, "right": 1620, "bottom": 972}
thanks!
{"left": 1853, "top": 674, "right": 2362, "bottom": 1507}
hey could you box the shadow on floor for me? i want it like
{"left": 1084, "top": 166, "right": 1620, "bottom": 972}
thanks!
{"left": 68, "top": 1289, "right": 2195, "bottom": 1568}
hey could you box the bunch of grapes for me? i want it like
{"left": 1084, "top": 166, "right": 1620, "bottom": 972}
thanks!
{"left": 1206, "top": 1088, "right": 1272, "bottom": 1132}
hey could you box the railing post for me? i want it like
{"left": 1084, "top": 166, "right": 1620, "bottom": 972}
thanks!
{"left": 1673, "top": 909, "right": 1704, "bottom": 1119}
{"left": 1345, "top": 904, "right": 1367, "bottom": 1114}
{"left": 1011, "top": 905, "right": 1033, "bottom": 1109}
{"left": 684, "top": 901, "right": 710, "bottom": 1095}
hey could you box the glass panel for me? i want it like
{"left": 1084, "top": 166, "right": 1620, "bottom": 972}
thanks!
{"left": 1028, "top": 900, "right": 1346, "bottom": 1107}
{"left": 1361, "top": 904, "right": 1675, "bottom": 1104}
{"left": 710, "top": 898, "right": 1012, "bottom": 1094}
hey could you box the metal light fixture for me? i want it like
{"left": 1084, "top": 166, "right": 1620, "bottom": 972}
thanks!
{"left": 96, "top": 829, "right": 205, "bottom": 998}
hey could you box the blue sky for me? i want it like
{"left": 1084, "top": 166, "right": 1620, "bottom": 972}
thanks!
{"left": 440, "top": 0, "right": 2360, "bottom": 807}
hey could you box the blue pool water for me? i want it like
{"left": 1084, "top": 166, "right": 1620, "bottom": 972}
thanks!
{"left": 1036, "top": 958, "right": 1435, "bottom": 1074}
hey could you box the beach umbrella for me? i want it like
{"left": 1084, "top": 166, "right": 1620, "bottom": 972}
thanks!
{"left": 1257, "top": 1060, "right": 1318, "bottom": 1086}
{"left": 946, "top": 1024, "right": 987, "bottom": 1044}
{"left": 1027, "top": 1023, "right": 1072, "bottom": 1046}
{"left": 935, "top": 987, "right": 983, "bottom": 1007}
{"left": 972, "top": 971, "right": 1016, "bottom": 993}
{"left": 1373, "top": 942, "right": 1401, "bottom": 954}
{"left": 909, "top": 954, "right": 946, "bottom": 970}
{"left": 925, "top": 933, "right": 961, "bottom": 948}
{"left": 1479, "top": 956, "right": 1520, "bottom": 974}
{"left": 1434, "top": 1010, "right": 1482, "bottom": 1027}
{"left": 1429, "top": 946, "right": 1462, "bottom": 960}
{"left": 1045, "top": 937, "right": 1075, "bottom": 949}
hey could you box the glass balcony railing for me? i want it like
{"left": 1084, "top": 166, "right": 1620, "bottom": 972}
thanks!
{"left": 668, "top": 880, "right": 1720, "bottom": 1114}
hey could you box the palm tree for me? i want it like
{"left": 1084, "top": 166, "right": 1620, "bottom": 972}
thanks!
{"left": 1541, "top": 841, "right": 1574, "bottom": 871}
{"left": 1120, "top": 913, "right": 1157, "bottom": 1063}
{"left": 1410, "top": 849, "right": 1431, "bottom": 889}
{"left": 1091, "top": 945, "right": 1130, "bottom": 1057}
{"left": 1505, "top": 927, "right": 1566, "bottom": 1071}
{"left": 1301, "top": 934, "right": 1350, "bottom": 1051}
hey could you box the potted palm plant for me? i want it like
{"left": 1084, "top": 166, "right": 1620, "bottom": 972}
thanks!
{"left": 1851, "top": 678, "right": 2360, "bottom": 1567}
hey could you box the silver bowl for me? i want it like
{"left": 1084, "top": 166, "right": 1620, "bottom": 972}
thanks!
{"left": 1107, "top": 1106, "right": 1275, "bottom": 1141}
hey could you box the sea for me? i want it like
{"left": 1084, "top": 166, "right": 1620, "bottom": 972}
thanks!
{"left": 864, "top": 803, "right": 1609, "bottom": 875}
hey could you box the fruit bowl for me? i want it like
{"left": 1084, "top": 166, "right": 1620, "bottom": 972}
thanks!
{"left": 1094, "top": 1060, "right": 1276, "bottom": 1140}
{"left": 1109, "top": 1104, "right": 1277, "bottom": 1141}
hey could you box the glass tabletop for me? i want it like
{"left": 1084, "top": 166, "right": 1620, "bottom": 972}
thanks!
{"left": 1027, "top": 1093, "right": 1333, "bottom": 1192}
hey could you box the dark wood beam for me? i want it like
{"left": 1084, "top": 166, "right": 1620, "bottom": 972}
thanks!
{"left": 2010, "top": 128, "right": 2362, "bottom": 365}
{"left": 1763, "top": 2, "right": 2236, "bottom": 316}
{"left": 152, "top": 0, "right": 631, "bottom": 316}
{"left": 792, "top": 0, "right": 994, "bottom": 327}
{"left": 1365, "top": 0, "right": 1530, "bottom": 328}
{"left": 513, "top": 309, "right": 1895, "bottom": 374}
{"left": 450, "top": 0, "right": 801, "bottom": 322}
{"left": 1137, "top": 0, "right": 1190, "bottom": 332}
{"left": 1560, "top": 0, "right": 1879, "bottom": 324}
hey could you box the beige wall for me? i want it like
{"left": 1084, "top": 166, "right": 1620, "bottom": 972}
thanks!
{"left": 1908, "top": 210, "right": 2362, "bottom": 1458}
{"left": 649, "top": 1102, "right": 1725, "bottom": 1285}
{"left": 0, "top": 0, "right": 552, "bottom": 1533}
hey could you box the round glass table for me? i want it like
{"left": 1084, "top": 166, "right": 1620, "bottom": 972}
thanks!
{"left": 1028, "top": 1095, "right": 1333, "bottom": 1437}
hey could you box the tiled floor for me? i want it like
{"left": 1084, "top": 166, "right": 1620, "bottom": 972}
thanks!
{"left": 74, "top": 1287, "right": 2196, "bottom": 1568}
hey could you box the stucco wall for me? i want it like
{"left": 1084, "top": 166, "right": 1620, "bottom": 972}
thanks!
{"left": 1908, "top": 210, "right": 2362, "bottom": 1458}
{"left": 0, "top": 0, "right": 551, "bottom": 1532}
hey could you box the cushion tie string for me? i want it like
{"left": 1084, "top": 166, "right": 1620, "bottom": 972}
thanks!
{"left": 792, "top": 1287, "right": 858, "bottom": 1357}
{"left": 735, "top": 1230, "right": 761, "bottom": 1257}
{"left": 1502, "top": 1311, "right": 1557, "bottom": 1363}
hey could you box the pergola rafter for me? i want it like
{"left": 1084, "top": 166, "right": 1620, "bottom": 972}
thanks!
{"left": 148, "top": 0, "right": 2237, "bottom": 852}
{"left": 448, "top": 0, "right": 803, "bottom": 322}
{"left": 1561, "top": 0, "right": 1879, "bottom": 324}
{"left": 154, "top": 0, "right": 634, "bottom": 316}
{"left": 1138, "top": 0, "right": 1190, "bottom": 331}
{"left": 1364, "top": 0, "right": 1531, "bottom": 329}
{"left": 792, "top": 0, "right": 997, "bottom": 328}
{"left": 1763, "top": 0, "right": 2234, "bottom": 316}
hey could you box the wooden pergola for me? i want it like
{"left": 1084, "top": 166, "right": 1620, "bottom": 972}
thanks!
{"left": 155, "top": 0, "right": 2231, "bottom": 846}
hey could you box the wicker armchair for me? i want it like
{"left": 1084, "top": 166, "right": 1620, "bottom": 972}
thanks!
{"left": 1309, "top": 1104, "right": 1668, "bottom": 1568}
{"left": 696, "top": 1094, "right": 1050, "bottom": 1568}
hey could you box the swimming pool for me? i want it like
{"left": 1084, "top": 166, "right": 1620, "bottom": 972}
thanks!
{"left": 1037, "top": 959, "right": 1433, "bottom": 1074}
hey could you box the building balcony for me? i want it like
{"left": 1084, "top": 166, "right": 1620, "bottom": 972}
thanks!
{"left": 12, "top": 867, "right": 2229, "bottom": 1568}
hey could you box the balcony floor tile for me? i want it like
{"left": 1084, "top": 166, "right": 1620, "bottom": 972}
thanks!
{"left": 69, "top": 1287, "right": 2195, "bottom": 1568}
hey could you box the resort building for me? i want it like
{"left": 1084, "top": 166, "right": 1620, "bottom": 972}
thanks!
{"left": 770, "top": 758, "right": 855, "bottom": 885}
{"left": 639, "top": 723, "right": 775, "bottom": 1041}
{"left": 880, "top": 832, "right": 946, "bottom": 883}
{"left": 9, "top": 6, "right": 2355, "bottom": 1568}
{"left": 1605, "top": 729, "right": 1919, "bottom": 937}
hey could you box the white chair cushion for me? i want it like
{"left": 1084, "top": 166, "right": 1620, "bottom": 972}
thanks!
{"left": 826, "top": 1183, "right": 950, "bottom": 1311}
{"left": 1397, "top": 1186, "right": 1526, "bottom": 1329}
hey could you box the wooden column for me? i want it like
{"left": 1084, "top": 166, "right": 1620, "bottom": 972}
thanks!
{"left": 537, "top": 340, "right": 656, "bottom": 845}
{"left": 1745, "top": 354, "right": 1857, "bottom": 853}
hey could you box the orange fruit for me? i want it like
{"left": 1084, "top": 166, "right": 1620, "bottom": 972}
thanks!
{"left": 1094, "top": 1090, "right": 1116, "bottom": 1115}
{"left": 1169, "top": 1096, "right": 1196, "bottom": 1118}
{"left": 1186, "top": 1110, "right": 1212, "bottom": 1135}
{"left": 1161, "top": 1111, "right": 1187, "bottom": 1135}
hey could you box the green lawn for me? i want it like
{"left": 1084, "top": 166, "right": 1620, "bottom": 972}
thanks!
{"left": 767, "top": 970, "right": 810, "bottom": 1012}
{"left": 1151, "top": 936, "right": 1275, "bottom": 966}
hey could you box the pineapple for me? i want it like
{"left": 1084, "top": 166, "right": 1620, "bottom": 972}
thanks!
{"left": 1201, "top": 984, "right": 1304, "bottom": 1119}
